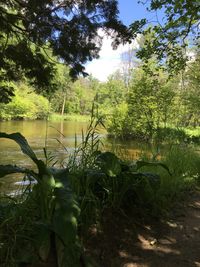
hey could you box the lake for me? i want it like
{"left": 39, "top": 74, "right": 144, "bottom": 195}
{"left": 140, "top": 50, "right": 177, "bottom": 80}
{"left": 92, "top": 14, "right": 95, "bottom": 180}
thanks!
{"left": 0, "top": 120, "right": 155, "bottom": 195}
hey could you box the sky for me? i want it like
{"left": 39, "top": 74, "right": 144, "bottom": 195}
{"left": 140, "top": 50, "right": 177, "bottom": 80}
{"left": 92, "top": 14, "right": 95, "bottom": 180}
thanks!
{"left": 118, "top": 0, "right": 151, "bottom": 25}
{"left": 85, "top": 0, "right": 154, "bottom": 81}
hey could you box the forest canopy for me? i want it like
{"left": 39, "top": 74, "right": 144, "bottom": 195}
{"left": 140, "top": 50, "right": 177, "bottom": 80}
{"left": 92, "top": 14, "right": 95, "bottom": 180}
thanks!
{"left": 0, "top": 0, "right": 129, "bottom": 102}
{"left": 132, "top": 0, "right": 200, "bottom": 72}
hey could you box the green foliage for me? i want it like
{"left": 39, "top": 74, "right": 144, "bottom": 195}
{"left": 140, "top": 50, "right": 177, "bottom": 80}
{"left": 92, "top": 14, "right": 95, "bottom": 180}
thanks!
{"left": 0, "top": 83, "right": 50, "bottom": 120}
{"left": 0, "top": 80, "right": 15, "bottom": 103}
{"left": 107, "top": 102, "right": 129, "bottom": 138}
{"left": 68, "top": 138, "right": 199, "bottom": 220}
{"left": 133, "top": 145, "right": 200, "bottom": 214}
{"left": 131, "top": 0, "right": 200, "bottom": 73}
{"left": 108, "top": 59, "right": 179, "bottom": 141}
{"left": 66, "top": 78, "right": 96, "bottom": 115}
{"left": 153, "top": 127, "right": 187, "bottom": 144}
{"left": 63, "top": 119, "right": 183, "bottom": 221}
{"left": 50, "top": 71, "right": 99, "bottom": 116}
{"left": 96, "top": 75, "right": 126, "bottom": 117}
{"left": 163, "top": 146, "right": 200, "bottom": 178}
{"left": 107, "top": 47, "right": 200, "bottom": 142}
{"left": 0, "top": 0, "right": 129, "bottom": 103}
{"left": 128, "top": 60, "right": 176, "bottom": 138}
{"left": 0, "top": 133, "right": 82, "bottom": 267}
{"left": 97, "top": 152, "right": 121, "bottom": 177}
{"left": 49, "top": 113, "right": 90, "bottom": 122}
{"left": 180, "top": 52, "right": 200, "bottom": 127}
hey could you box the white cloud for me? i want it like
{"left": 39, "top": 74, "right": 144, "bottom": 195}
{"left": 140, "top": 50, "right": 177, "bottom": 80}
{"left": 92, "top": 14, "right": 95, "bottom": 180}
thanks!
{"left": 85, "top": 30, "right": 139, "bottom": 81}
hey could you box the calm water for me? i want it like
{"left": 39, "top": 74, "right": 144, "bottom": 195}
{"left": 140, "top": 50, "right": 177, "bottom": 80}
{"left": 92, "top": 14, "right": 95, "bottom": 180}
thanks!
{"left": 0, "top": 120, "right": 153, "bottom": 195}
{"left": 0, "top": 120, "right": 89, "bottom": 165}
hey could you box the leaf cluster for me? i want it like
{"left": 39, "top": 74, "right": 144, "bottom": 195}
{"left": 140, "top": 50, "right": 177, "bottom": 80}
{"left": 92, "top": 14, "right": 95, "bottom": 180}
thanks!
{"left": 0, "top": 0, "right": 130, "bottom": 103}
{"left": 131, "top": 0, "right": 200, "bottom": 73}
{"left": 0, "top": 132, "right": 82, "bottom": 267}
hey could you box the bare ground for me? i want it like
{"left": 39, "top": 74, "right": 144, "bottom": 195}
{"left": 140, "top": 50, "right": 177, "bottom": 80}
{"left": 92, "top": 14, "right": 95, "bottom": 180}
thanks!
{"left": 85, "top": 190, "right": 200, "bottom": 267}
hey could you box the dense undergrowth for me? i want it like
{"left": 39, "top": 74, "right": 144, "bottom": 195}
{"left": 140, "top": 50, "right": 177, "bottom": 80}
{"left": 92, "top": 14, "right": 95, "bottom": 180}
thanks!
{"left": 108, "top": 122, "right": 200, "bottom": 145}
{"left": 0, "top": 84, "right": 50, "bottom": 121}
{"left": 0, "top": 118, "right": 200, "bottom": 267}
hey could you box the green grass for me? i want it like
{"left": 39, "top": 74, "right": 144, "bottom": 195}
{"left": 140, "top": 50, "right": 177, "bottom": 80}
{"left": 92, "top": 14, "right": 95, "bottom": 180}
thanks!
{"left": 184, "top": 127, "right": 200, "bottom": 137}
{"left": 137, "top": 145, "right": 200, "bottom": 215}
{"left": 48, "top": 112, "right": 90, "bottom": 122}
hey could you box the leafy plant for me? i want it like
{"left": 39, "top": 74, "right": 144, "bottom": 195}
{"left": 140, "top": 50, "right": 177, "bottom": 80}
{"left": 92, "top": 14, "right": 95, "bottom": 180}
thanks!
{"left": 0, "top": 132, "right": 82, "bottom": 267}
{"left": 0, "top": 84, "right": 50, "bottom": 121}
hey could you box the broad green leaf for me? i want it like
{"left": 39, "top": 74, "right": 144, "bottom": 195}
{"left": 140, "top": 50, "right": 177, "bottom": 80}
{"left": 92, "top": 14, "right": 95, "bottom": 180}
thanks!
{"left": 49, "top": 168, "right": 70, "bottom": 188}
{"left": 0, "top": 132, "right": 45, "bottom": 173}
{"left": 53, "top": 207, "right": 78, "bottom": 245}
{"left": 51, "top": 168, "right": 81, "bottom": 265}
{"left": 42, "top": 173, "right": 56, "bottom": 190}
{"left": 97, "top": 152, "right": 121, "bottom": 177}
{"left": 139, "top": 172, "right": 161, "bottom": 189}
{"left": 53, "top": 189, "right": 80, "bottom": 245}
{"left": 51, "top": 167, "right": 80, "bottom": 243}
{"left": 136, "top": 161, "right": 172, "bottom": 176}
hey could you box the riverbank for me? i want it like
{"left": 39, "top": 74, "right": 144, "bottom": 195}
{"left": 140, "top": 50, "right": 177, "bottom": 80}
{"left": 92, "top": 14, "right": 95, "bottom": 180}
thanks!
{"left": 48, "top": 113, "right": 91, "bottom": 122}
{"left": 1, "top": 113, "right": 200, "bottom": 143}
{"left": 0, "top": 111, "right": 91, "bottom": 123}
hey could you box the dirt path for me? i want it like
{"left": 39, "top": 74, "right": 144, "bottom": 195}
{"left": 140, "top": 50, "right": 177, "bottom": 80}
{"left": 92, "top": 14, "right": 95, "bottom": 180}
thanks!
{"left": 85, "top": 191, "right": 200, "bottom": 267}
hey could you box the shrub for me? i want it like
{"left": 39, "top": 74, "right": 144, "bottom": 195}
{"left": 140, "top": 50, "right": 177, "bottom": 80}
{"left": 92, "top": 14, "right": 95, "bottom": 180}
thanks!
{"left": 107, "top": 102, "right": 130, "bottom": 139}
{"left": 0, "top": 83, "right": 51, "bottom": 120}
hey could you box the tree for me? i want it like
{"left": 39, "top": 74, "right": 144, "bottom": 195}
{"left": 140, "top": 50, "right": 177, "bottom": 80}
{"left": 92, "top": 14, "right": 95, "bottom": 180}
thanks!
{"left": 49, "top": 64, "right": 72, "bottom": 116}
{"left": 51, "top": 73, "right": 98, "bottom": 115}
{"left": 130, "top": 0, "right": 200, "bottom": 73}
{"left": 0, "top": 82, "right": 50, "bottom": 120}
{"left": 107, "top": 58, "right": 177, "bottom": 140}
{"left": 0, "top": 0, "right": 130, "bottom": 103}
{"left": 96, "top": 73, "right": 126, "bottom": 116}
{"left": 120, "top": 44, "right": 140, "bottom": 87}
{"left": 181, "top": 49, "right": 200, "bottom": 127}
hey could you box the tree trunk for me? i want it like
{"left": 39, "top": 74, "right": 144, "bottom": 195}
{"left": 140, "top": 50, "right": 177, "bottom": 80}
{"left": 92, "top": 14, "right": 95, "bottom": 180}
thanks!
{"left": 61, "top": 94, "right": 66, "bottom": 117}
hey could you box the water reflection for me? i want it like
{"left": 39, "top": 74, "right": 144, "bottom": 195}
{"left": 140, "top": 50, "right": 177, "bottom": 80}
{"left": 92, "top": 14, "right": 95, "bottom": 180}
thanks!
{"left": 0, "top": 120, "right": 94, "bottom": 195}
{"left": 0, "top": 120, "right": 88, "bottom": 164}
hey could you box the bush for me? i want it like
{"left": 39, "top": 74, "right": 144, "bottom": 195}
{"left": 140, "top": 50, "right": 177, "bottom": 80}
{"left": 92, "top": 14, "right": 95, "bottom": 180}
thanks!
{"left": 107, "top": 102, "right": 130, "bottom": 139}
{"left": 0, "top": 83, "right": 51, "bottom": 120}
{"left": 153, "top": 127, "right": 187, "bottom": 144}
